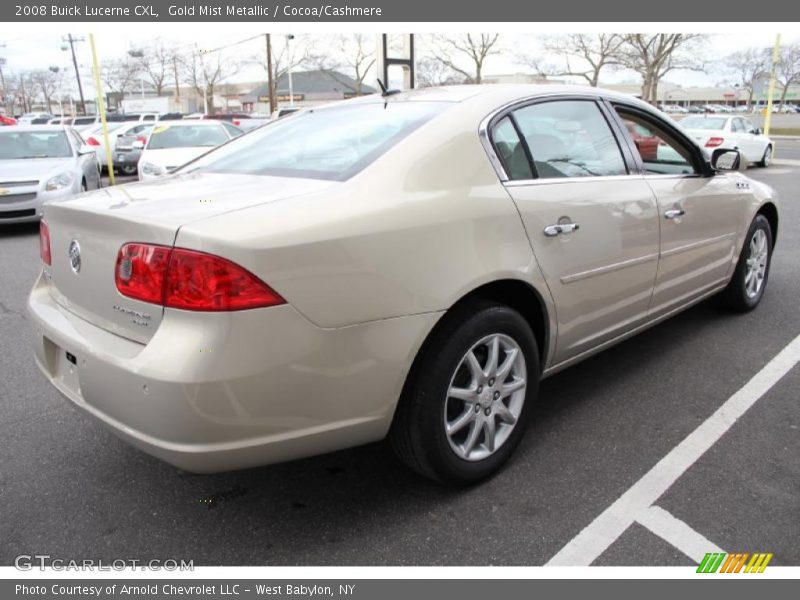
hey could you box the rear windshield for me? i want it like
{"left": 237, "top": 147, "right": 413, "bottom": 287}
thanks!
{"left": 0, "top": 130, "right": 72, "bottom": 159}
{"left": 185, "top": 101, "right": 448, "bottom": 181}
{"left": 148, "top": 124, "right": 228, "bottom": 149}
{"left": 680, "top": 117, "right": 728, "bottom": 130}
{"left": 73, "top": 117, "right": 98, "bottom": 125}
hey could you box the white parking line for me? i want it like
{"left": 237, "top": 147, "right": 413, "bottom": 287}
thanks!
{"left": 547, "top": 333, "right": 800, "bottom": 566}
{"left": 772, "top": 159, "right": 800, "bottom": 166}
{"left": 636, "top": 505, "right": 724, "bottom": 563}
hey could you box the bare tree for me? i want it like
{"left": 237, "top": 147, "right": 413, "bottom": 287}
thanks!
{"left": 8, "top": 71, "right": 35, "bottom": 113}
{"left": 181, "top": 50, "right": 240, "bottom": 113}
{"left": 617, "top": 34, "right": 707, "bottom": 104}
{"left": 521, "top": 34, "right": 624, "bottom": 87}
{"left": 250, "top": 35, "right": 317, "bottom": 104}
{"left": 103, "top": 58, "right": 142, "bottom": 99}
{"left": 724, "top": 48, "right": 769, "bottom": 108}
{"left": 775, "top": 43, "right": 800, "bottom": 106}
{"left": 30, "top": 69, "right": 60, "bottom": 113}
{"left": 416, "top": 57, "right": 462, "bottom": 88}
{"left": 428, "top": 34, "right": 501, "bottom": 84}
{"left": 136, "top": 40, "right": 175, "bottom": 96}
{"left": 312, "top": 34, "right": 376, "bottom": 95}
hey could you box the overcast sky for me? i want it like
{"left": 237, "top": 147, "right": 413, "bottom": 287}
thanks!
{"left": 0, "top": 30, "right": 791, "bottom": 94}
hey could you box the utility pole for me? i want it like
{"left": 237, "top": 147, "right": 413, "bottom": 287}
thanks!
{"left": 173, "top": 55, "right": 181, "bottom": 106}
{"left": 62, "top": 34, "right": 86, "bottom": 115}
{"left": 265, "top": 33, "right": 275, "bottom": 114}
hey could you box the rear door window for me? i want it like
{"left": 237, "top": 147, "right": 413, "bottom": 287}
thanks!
{"left": 511, "top": 100, "right": 628, "bottom": 178}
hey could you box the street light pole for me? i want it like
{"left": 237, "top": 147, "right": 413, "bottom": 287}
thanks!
{"left": 286, "top": 34, "right": 295, "bottom": 106}
{"left": 265, "top": 33, "right": 276, "bottom": 114}
{"left": 62, "top": 34, "right": 87, "bottom": 114}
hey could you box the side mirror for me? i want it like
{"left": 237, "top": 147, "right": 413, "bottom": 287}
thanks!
{"left": 754, "top": 128, "right": 762, "bottom": 135}
{"left": 77, "top": 144, "right": 95, "bottom": 155}
{"left": 711, "top": 148, "right": 741, "bottom": 171}
{"left": 132, "top": 140, "right": 145, "bottom": 150}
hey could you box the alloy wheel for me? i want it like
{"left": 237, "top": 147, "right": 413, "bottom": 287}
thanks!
{"left": 444, "top": 333, "right": 527, "bottom": 462}
{"left": 745, "top": 228, "right": 769, "bottom": 299}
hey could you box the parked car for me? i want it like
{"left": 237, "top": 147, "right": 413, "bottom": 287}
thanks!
{"left": 80, "top": 121, "right": 131, "bottom": 171}
{"left": 17, "top": 112, "right": 53, "bottom": 125}
{"left": 687, "top": 105, "right": 704, "bottom": 113}
{"left": 0, "top": 114, "right": 17, "bottom": 126}
{"left": 112, "top": 123, "right": 155, "bottom": 175}
{"left": 0, "top": 125, "right": 101, "bottom": 224}
{"left": 71, "top": 115, "right": 101, "bottom": 132}
{"left": 106, "top": 112, "right": 160, "bottom": 123}
{"left": 137, "top": 120, "right": 241, "bottom": 180}
{"left": 29, "top": 86, "right": 779, "bottom": 484}
{"left": 679, "top": 115, "right": 773, "bottom": 167}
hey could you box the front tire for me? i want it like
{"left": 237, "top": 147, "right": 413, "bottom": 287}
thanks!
{"left": 720, "top": 215, "right": 773, "bottom": 311}
{"left": 390, "top": 301, "right": 539, "bottom": 485}
{"left": 758, "top": 144, "right": 773, "bottom": 168}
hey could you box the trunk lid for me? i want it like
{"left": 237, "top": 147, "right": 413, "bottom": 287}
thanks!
{"left": 43, "top": 172, "right": 333, "bottom": 343}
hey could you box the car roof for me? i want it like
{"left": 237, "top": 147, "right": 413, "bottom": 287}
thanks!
{"left": 153, "top": 119, "right": 225, "bottom": 127}
{"left": 2, "top": 125, "right": 71, "bottom": 133}
{"left": 337, "top": 84, "right": 663, "bottom": 114}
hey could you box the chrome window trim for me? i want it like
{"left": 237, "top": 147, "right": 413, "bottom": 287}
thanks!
{"left": 478, "top": 91, "right": 608, "bottom": 183}
{"left": 503, "top": 173, "right": 646, "bottom": 187}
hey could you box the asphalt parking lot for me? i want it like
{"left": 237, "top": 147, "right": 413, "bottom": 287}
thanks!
{"left": 1, "top": 141, "right": 798, "bottom": 567}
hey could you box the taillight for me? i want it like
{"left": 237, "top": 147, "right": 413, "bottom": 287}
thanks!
{"left": 136, "top": 135, "right": 147, "bottom": 144}
{"left": 86, "top": 137, "right": 100, "bottom": 146}
{"left": 39, "top": 220, "right": 51, "bottom": 266}
{"left": 233, "top": 119, "right": 240, "bottom": 126}
{"left": 705, "top": 137, "right": 724, "bottom": 148}
{"left": 115, "top": 243, "right": 285, "bottom": 311}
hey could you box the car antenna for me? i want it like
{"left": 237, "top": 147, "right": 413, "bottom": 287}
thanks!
{"left": 377, "top": 78, "right": 401, "bottom": 97}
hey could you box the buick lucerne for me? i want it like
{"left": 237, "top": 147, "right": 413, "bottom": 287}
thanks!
{"left": 28, "top": 86, "right": 779, "bottom": 484}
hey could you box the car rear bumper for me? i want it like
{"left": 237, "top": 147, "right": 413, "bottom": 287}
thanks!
{"left": 28, "top": 271, "right": 439, "bottom": 472}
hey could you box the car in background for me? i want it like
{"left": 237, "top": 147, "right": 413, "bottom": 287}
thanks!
{"left": 0, "top": 114, "right": 17, "bottom": 126}
{"left": 0, "top": 125, "right": 101, "bottom": 224}
{"left": 687, "top": 105, "right": 703, "bottom": 113}
{"left": 664, "top": 104, "right": 688, "bottom": 114}
{"left": 80, "top": 121, "right": 133, "bottom": 171}
{"left": 624, "top": 121, "right": 660, "bottom": 161}
{"left": 107, "top": 112, "right": 160, "bottom": 123}
{"left": 136, "top": 120, "right": 241, "bottom": 180}
{"left": 17, "top": 112, "right": 53, "bottom": 125}
{"left": 31, "top": 117, "right": 52, "bottom": 125}
{"left": 679, "top": 114, "right": 773, "bottom": 167}
{"left": 112, "top": 123, "right": 155, "bottom": 175}
{"left": 71, "top": 115, "right": 102, "bottom": 132}
{"left": 204, "top": 113, "right": 270, "bottom": 132}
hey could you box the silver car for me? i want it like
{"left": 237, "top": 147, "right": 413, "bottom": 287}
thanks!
{"left": 0, "top": 126, "right": 101, "bottom": 224}
{"left": 28, "top": 86, "right": 779, "bottom": 484}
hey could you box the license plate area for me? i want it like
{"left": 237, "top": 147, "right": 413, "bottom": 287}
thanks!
{"left": 54, "top": 346, "right": 82, "bottom": 398}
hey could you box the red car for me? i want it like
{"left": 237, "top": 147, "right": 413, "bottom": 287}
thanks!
{"left": 0, "top": 114, "right": 17, "bottom": 126}
{"left": 625, "top": 121, "right": 659, "bottom": 161}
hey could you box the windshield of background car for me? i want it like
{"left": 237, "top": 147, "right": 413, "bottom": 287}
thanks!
{"left": 185, "top": 101, "right": 449, "bottom": 181}
{"left": 0, "top": 130, "right": 72, "bottom": 159}
{"left": 680, "top": 117, "right": 728, "bottom": 130}
{"left": 147, "top": 124, "right": 228, "bottom": 149}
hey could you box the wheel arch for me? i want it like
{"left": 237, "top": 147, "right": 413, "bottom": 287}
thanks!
{"left": 757, "top": 201, "right": 779, "bottom": 246}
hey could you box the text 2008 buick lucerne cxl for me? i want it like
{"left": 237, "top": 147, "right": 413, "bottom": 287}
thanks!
{"left": 29, "top": 86, "right": 779, "bottom": 484}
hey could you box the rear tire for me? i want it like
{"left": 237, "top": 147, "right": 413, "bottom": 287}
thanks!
{"left": 719, "top": 215, "right": 773, "bottom": 312}
{"left": 390, "top": 301, "right": 539, "bottom": 485}
{"left": 757, "top": 145, "right": 772, "bottom": 168}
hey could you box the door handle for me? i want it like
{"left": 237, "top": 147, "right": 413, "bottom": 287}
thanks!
{"left": 544, "top": 222, "right": 580, "bottom": 237}
{"left": 664, "top": 208, "right": 685, "bottom": 219}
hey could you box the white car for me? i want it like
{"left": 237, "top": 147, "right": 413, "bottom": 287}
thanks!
{"left": 17, "top": 112, "right": 53, "bottom": 125}
{"left": 71, "top": 115, "right": 102, "bottom": 133}
{"left": 0, "top": 126, "right": 101, "bottom": 223}
{"left": 137, "top": 120, "right": 240, "bottom": 181}
{"left": 82, "top": 121, "right": 157, "bottom": 171}
{"left": 679, "top": 115, "right": 773, "bottom": 167}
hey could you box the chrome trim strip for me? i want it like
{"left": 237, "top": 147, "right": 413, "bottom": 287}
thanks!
{"left": 504, "top": 174, "right": 644, "bottom": 187}
{"left": 660, "top": 232, "right": 736, "bottom": 258}
{"left": 560, "top": 253, "right": 660, "bottom": 285}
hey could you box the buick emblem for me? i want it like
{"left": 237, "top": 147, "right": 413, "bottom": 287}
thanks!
{"left": 68, "top": 239, "right": 81, "bottom": 274}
